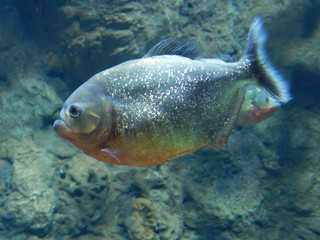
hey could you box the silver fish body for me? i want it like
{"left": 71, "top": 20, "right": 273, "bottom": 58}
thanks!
{"left": 53, "top": 17, "right": 290, "bottom": 166}
{"left": 94, "top": 56, "right": 252, "bottom": 138}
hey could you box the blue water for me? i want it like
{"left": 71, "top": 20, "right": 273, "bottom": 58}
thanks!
{"left": 0, "top": 0, "right": 319, "bottom": 240}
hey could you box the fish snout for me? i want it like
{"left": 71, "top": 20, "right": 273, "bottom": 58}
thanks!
{"left": 53, "top": 119, "right": 73, "bottom": 141}
{"left": 53, "top": 119, "right": 64, "bottom": 132}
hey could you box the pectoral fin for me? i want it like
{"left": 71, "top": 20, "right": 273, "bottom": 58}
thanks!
{"left": 101, "top": 147, "right": 122, "bottom": 164}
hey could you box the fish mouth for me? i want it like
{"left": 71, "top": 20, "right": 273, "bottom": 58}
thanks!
{"left": 53, "top": 119, "right": 74, "bottom": 142}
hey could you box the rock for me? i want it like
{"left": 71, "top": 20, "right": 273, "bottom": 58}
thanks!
{"left": 125, "top": 198, "right": 183, "bottom": 240}
{"left": 0, "top": 137, "right": 56, "bottom": 238}
{"left": 51, "top": 153, "right": 111, "bottom": 237}
{"left": 1, "top": 0, "right": 320, "bottom": 239}
{"left": 12, "top": 0, "right": 293, "bottom": 88}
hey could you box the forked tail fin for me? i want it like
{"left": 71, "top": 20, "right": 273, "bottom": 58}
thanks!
{"left": 243, "top": 17, "right": 291, "bottom": 103}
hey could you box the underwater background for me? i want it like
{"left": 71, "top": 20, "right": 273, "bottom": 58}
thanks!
{"left": 0, "top": 0, "right": 320, "bottom": 239}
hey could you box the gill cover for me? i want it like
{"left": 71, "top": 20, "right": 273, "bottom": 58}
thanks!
{"left": 61, "top": 83, "right": 105, "bottom": 135}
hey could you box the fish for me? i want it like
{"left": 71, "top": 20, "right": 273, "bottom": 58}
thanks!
{"left": 53, "top": 17, "right": 291, "bottom": 167}
{"left": 237, "top": 85, "right": 281, "bottom": 126}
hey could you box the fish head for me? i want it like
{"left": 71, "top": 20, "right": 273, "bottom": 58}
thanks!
{"left": 53, "top": 83, "right": 114, "bottom": 150}
{"left": 237, "top": 85, "right": 281, "bottom": 125}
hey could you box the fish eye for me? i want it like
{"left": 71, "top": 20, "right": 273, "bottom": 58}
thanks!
{"left": 69, "top": 104, "right": 81, "bottom": 118}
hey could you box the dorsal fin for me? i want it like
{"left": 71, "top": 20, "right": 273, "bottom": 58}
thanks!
{"left": 143, "top": 38, "right": 202, "bottom": 59}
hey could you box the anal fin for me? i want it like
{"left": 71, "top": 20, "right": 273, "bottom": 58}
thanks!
{"left": 207, "top": 87, "right": 246, "bottom": 150}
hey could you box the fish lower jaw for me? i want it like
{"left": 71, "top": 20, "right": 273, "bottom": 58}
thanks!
{"left": 53, "top": 119, "right": 74, "bottom": 142}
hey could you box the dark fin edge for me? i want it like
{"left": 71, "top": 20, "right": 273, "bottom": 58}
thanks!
{"left": 207, "top": 88, "right": 246, "bottom": 150}
{"left": 143, "top": 38, "right": 202, "bottom": 59}
{"left": 244, "top": 16, "right": 291, "bottom": 103}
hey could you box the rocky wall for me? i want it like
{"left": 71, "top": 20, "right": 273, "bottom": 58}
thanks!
{"left": 0, "top": 0, "right": 319, "bottom": 239}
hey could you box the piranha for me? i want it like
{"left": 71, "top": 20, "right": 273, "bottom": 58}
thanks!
{"left": 53, "top": 17, "right": 290, "bottom": 167}
{"left": 237, "top": 85, "right": 282, "bottom": 126}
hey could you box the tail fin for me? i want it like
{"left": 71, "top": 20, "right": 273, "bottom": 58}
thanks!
{"left": 243, "top": 17, "right": 291, "bottom": 103}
